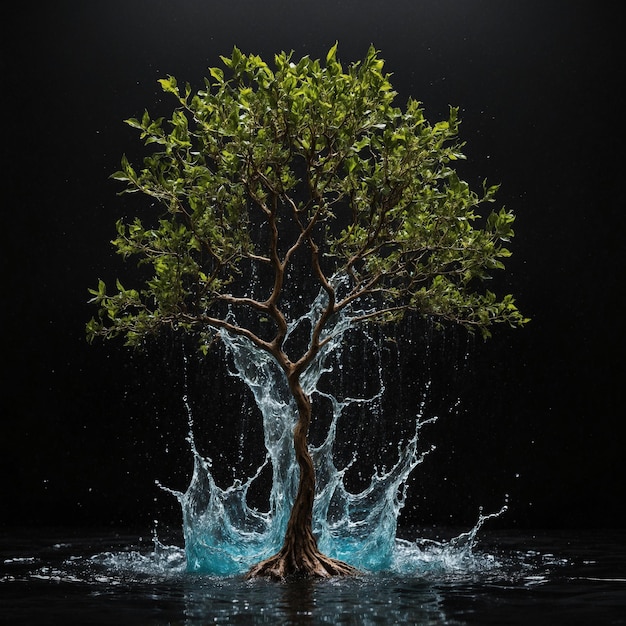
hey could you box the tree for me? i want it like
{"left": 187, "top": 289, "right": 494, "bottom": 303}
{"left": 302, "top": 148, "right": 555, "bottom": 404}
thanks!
{"left": 87, "top": 44, "right": 527, "bottom": 580}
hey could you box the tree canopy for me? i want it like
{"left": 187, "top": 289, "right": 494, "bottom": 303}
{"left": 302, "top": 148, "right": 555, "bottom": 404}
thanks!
{"left": 87, "top": 44, "right": 526, "bottom": 358}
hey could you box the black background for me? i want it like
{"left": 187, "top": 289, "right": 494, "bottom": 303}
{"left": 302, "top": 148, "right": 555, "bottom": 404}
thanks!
{"left": 2, "top": 1, "right": 624, "bottom": 534}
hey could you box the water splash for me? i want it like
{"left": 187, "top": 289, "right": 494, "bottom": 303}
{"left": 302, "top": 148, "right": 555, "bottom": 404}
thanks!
{"left": 86, "top": 511, "right": 507, "bottom": 582}
{"left": 158, "top": 278, "right": 498, "bottom": 576}
{"left": 392, "top": 506, "right": 508, "bottom": 576}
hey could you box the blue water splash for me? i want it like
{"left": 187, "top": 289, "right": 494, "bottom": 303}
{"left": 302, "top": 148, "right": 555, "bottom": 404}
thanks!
{"left": 160, "top": 280, "right": 489, "bottom": 576}
{"left": 88, "top": 506, "right": 508, "bottom": 581}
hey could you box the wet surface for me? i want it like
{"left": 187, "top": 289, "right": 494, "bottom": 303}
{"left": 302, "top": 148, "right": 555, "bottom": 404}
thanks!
{"left": 1, "top": 528, "right": 625, "bottom": 624}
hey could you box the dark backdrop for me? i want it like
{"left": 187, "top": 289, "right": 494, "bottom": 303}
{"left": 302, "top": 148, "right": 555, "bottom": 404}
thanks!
{"left": 2, "top": 1, "right": 624, "bottom": 533}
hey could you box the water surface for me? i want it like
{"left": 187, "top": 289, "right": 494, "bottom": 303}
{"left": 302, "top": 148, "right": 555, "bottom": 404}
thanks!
{"left": 2, "top": 527, "right": 624, "bottom": 624}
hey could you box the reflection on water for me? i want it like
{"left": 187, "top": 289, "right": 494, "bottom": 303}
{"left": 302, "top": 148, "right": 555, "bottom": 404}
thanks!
{"left": 2, "top": 528, "right": 625, "bottom": 625}
{"left": 182, "top": 576, "right": 449, "bottom": 624}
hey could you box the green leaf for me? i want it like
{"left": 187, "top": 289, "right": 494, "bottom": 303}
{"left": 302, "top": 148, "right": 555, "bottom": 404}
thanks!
{"left": 124, "top": 117, "right": 142, "bottom": 130}
{"left": 110, "top": 170, "right": 130, "bottom": 182}
{"left": 209, "top": 66, "right": 224, "bottom": 82}
{"left": 158, "top": 76, "right": 178, "bottom": 94}
{"left": 326, "top": 41, "right": 338, "bottom": 64}
{"left": 231, "top": 46, "right": 242, "bottom": 68}
{"left": 219, "top": 54, "right": 233, "bottom": 68}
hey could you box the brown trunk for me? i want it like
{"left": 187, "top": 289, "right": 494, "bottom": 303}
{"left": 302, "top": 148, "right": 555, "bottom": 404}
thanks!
{"left": 245, "top": 375, "right": 360, "bottom": 580}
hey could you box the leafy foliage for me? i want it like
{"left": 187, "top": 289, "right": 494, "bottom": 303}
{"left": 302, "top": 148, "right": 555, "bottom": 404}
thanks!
{"left": 87, "top": 44, "right": 527, "bottom": 352}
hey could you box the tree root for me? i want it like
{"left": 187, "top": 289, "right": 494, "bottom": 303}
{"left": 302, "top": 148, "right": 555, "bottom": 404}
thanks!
{"left": 245, "top": 547, "right": 360, "bottom": 581}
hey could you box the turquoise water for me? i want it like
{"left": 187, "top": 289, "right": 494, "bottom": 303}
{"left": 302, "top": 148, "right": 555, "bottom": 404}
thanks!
{"left": 162, "top": 282, "right": 450, "bottom": 576}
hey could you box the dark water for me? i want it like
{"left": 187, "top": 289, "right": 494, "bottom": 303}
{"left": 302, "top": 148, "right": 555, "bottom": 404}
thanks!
{"left": 1, "top": 528, "right": 625, "bottom": 625}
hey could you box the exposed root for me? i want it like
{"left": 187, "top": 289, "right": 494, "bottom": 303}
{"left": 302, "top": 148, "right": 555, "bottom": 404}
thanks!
{"left": 246, "top": 547, "right": 360, "bottom": 581}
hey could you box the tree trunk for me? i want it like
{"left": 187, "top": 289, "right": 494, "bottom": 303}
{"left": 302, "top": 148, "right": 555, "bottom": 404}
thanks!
{"left": 245, "top": 375, "right": 359, "bottom": 580}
